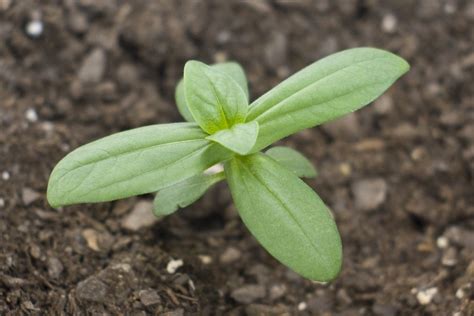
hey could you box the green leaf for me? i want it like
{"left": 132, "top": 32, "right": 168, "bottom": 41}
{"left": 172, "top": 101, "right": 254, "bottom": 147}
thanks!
{"left": 247, "top": 47, "right": 410, "bottom": 151}
{"left": 175, "top": 62, "right": 249, "bottom": 122}
{"left": 206, "top": 121, "right": 259, "bottom": 155}
{"left": 225, "top": 154, "right": 342, "bottom": 281}
{"left": 175, "top": 80, "right": 195, "bottom": 122}
{"left": 265, "top": 146, "right": 317, "bottom": 178}
{"left": 212, "top": 62, "right": 249, "bottom": 101}
{"left": 47, "top": 123, "right": 232, "bottom": 207}
{"left": 184, "top": 60, "right": 248, "bottom": 134}
{"left": 153, "top": 171, "right": 225, "bottom": 217}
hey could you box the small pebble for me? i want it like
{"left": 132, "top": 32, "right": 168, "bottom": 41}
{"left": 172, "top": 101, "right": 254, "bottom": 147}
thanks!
{"left": 436, "top": 236, "right": 449, "bottom": 249}
{"left": 339, "top": 163, "right": 352, "bottom": 176}
{"left": 198, "top": 255, "right": 212, "bottom": 265}
{"left": 0, "top": 198, "right": 5, "bottom": 207}
{"left": 22, "top": 188, "right": 40, "bottom": 205}
{"left": 441, "top": 247, "right": 458, "bottom": 266}
{"left": 166, "top": 259, "right": 183, "bottom": 274}
{"left": 269, "top": 284, "right": 287, "bottom": 300}
{"left": 381, "top": 14, "right": 397, "bottom": 33}
{"left": 220, "top": 247, "right": 241, "bottom": 264}
{"left": 231, "top": 285, "right": 266, "bottom": 304}
{"left": 351, "top": 178, "right": 388, "bottom": 211}
{"left": 139, "top": 289, "right": 161, "bottom": 306}
{"left": 455, "top": 287, "right": 465, "bottom": 299}
{"left": 76, "top": 276, "right": 108, "bottom": 303}
{"left": 416, "top": 287, "right": 438, "bottom": 305}
{"left": 25, "top": 19, "right": 43, "bottom": 38}
{"left": 25, "top": 108, "right": 38, "bottom": 122}
{"left": 297, "top": 302, "right": 307, "bottom": 311}
{"left": 2, "top": 171, "right": 10, "bottom": 180}
{"left": 78, "top": 48, "right": 106, "bottom": 84}
{"left": 47, "top": 257, "right": 64, "bottom": 278}
{"left": 121, "top": 200, "right": 158, "bottom": 231}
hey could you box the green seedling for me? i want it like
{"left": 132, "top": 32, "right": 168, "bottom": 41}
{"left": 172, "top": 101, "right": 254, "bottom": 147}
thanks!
{"left": 47, "top": 48, "right": 409, "bottom": 281}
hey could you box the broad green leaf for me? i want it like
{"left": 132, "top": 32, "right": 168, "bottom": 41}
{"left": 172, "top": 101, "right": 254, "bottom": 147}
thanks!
{"left": 47, "top": 123, "right": 232, "bottom": 207}
{"left": 153, "top": 171, "right": 225, "bottom": 217}
{"left": 175, "top": 80, "right": 195, "bottom": 122}
{"left": 206, "top": 121, "right": 259, "bottom": 155}
{"left": 225, "top": 154, "right": 342, "bottom": 281}
{"left": 175, "top": 62, "right": 249, "bottom": 122}
{"left": 184, "top": 60, "right": 248, "bottom": 134}
{"left": 265, "top": 146, "right": 317, "bottom": 178}
{"left": 247, "top": 47, "right": 410, "bottom": 151}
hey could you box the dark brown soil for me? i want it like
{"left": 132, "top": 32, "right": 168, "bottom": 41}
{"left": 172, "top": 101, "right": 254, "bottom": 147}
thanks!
{"left": 1, "top": 0, "right": 473, "bottom": 315}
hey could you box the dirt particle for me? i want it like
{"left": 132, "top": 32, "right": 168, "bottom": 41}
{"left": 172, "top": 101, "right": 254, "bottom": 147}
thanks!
{"left": 139, "top": 289, "right": 161, "bottom": 306}
{"left": 231, "top": 285, "right": 266, "bottom": 304}
{"left": 21, "top": 188, "right": 40, "bottom": 205}
{"left": 351, "top": 178, "right": 388, "bottom": 211}
{"left": 121, "top": 200, "right": 158, "bottom": 231}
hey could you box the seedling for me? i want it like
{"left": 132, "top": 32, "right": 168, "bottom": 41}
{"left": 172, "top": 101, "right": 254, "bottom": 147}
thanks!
{"left": 47, "top": 48, "right": 409, "bottom": 281}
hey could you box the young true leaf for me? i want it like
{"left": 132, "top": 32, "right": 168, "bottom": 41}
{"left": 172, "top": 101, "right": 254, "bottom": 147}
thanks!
{"left": 47, "top": 123, "right": 232, "bottom": 207}
{"left": 184, "top": 61, "right": 248, "bottom": 134}
{"left": 206, "top": 121, "right": 259, "bottom": 155}
{"left": 175, "top": 62, "right": 249, "bottom": 122}
{"left": 153, "top": 172, "right": 225, "bottom": 217}
{"left": 225, "top": 153, "right": 342, "bottom": 281}
{"left": 265, "top": 146, "right": 317, "bottom": 178}
{"left": 247, "top": 47, "right": 410, "bottom": 151}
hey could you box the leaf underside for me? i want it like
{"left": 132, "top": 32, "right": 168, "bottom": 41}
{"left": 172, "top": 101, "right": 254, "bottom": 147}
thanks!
{"left": 153, "top": 171, "right": 225, "bottom": 217}
{"left": 225, "top": 153, "right": 342, "bottom": 281}
{"left": 47, "top": 123, "right": 232, "bottom": 207}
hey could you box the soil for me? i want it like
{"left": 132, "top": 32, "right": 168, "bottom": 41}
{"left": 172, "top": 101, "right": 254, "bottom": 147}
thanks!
{"left": 1, "top": 0, "right": 473, "bottom": 315}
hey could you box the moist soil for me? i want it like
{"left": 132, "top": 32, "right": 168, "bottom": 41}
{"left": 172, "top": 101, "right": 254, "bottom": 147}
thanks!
{"left": 1, "top": 1, "right": 473, "bottom": 315}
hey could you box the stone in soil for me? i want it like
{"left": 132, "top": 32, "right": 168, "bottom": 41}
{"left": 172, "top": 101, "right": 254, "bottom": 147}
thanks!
{"left": 351, "top": 178, "right": 388, "bottom": 211}
{"left": 121, "top": 200, "right": 158, "bottom": 231}
{"left": 230, "top": 284, "right": 266, "bottom": 304}
{"left": 78, "top": 48, "right": 106, "bottom": 84}
{"left": 139, "top": 289, "right": 161, "bottom": 306}
{"left": 21, "top": 187, "right": 40, "bottom": 205}
{"left": 219, "top": 246, "right": 241, "bottom": 264}
{"left": 47, "top": 257, "right": 64, "bottom": 279}
{"left": 75, "top": 263, "right": 136, "bottom": 304}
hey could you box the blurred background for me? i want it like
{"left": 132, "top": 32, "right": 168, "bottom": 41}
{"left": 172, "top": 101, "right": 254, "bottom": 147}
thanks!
{"left": 0, "top": 0, "right": 473, "bottom": 314}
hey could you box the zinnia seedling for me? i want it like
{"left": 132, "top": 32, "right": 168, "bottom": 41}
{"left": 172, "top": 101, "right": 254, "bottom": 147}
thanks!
{"left": 47, "top": 47, "right": 409, "bottom": 282}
